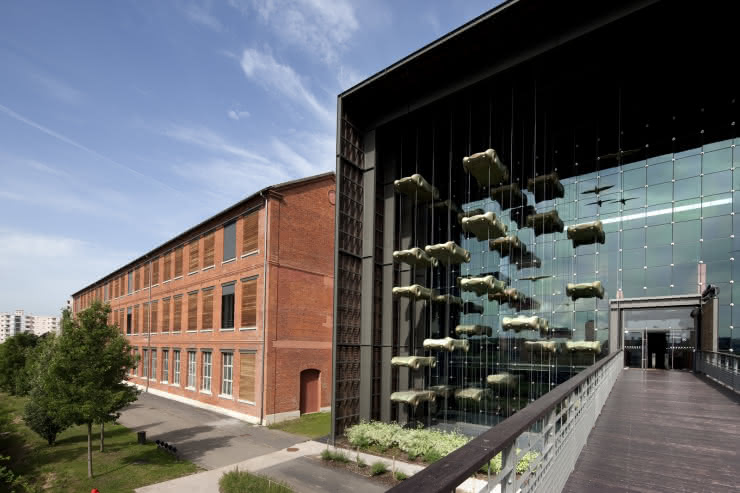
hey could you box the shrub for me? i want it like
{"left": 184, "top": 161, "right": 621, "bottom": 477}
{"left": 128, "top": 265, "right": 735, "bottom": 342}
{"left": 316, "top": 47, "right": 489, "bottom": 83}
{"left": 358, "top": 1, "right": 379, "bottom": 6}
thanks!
{"left": 394, "top": 471, "right": 408, "bottom": 481}
{"left": 219, "top": 467, "right": 293, "bottom": 493}
{"left": 356, "top": 455, "right": 366, "bottom": 468}
{"left": 320, "top": 449, "right": 349, "bottom": 463}
{"left": 370, "top": 461, "right": 387, "bottom": 476}
{"left": 24, "top": 391, "right": 68, "bottom": 446}
{"left": 479, "top": 450, "right": 540, "bottom": 475}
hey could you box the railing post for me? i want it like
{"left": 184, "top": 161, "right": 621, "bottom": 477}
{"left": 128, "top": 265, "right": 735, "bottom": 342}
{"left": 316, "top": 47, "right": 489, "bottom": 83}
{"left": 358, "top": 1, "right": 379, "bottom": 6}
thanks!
{"left": 500, "top": 442, "right": 517, "bottom": 493}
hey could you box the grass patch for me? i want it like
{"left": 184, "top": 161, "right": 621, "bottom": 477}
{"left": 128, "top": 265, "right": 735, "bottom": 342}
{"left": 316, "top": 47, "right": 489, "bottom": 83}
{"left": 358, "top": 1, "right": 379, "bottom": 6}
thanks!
{"left": 370, "top": 461, "right": 387, "bottom": 476}
{"left": 394, "top": 471, "right": 408, "bottom": 481}
{"left": 267, "top": 412, "right": 329, "bottom": 439}
{"left": 320, "top": 449, "right": 349, "bottom": 463}
{"left": 219, "top": 467, "right": 293, "bottom": 493}
{"left": 0, "top": 392, "right": 199, "bottom": 493}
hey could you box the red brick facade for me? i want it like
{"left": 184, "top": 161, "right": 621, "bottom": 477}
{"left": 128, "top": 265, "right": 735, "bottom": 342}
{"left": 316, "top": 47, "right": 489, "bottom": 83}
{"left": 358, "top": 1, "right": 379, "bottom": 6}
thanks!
{"left": 72, "top": 173, "right": 335, "bottom": 424}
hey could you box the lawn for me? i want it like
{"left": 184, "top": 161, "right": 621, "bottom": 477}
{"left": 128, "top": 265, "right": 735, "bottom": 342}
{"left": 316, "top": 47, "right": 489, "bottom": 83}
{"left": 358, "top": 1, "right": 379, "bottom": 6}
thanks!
{"left": 267, "top": 412, "right": 330, "bottom": 439}
{"left": 0, "top": 392, "right": 200, "bottom": 492}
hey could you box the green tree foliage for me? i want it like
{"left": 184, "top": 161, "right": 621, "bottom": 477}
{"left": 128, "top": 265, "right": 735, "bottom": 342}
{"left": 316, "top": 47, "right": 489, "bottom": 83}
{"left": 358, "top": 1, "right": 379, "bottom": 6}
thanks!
{"left": 45, "top": 301, "right": 138, "bottom": 478}
{"left": 0, "top": 332, "right": 39, "bottom": 396}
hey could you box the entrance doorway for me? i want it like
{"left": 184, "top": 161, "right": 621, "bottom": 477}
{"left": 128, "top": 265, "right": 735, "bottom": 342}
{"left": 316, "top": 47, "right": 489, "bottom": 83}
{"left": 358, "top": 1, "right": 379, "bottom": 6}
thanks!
{"left": 299, "top": 369, "right": 320, "bottom": 414}
{"left": 620, "top": 306, "right": 696, "bottom": 370}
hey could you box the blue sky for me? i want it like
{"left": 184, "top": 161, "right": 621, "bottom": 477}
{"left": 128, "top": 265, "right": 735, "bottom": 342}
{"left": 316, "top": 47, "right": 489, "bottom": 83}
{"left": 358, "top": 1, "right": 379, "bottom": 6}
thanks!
{"left": 0, "top": 0, "right": 499, "bottom": 315}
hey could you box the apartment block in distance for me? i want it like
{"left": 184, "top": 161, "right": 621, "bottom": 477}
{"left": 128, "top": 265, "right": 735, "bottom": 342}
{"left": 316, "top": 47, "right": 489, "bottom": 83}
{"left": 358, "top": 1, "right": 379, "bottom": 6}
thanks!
{"left": 72, "top": 172, "right": 335, "bottom": 424}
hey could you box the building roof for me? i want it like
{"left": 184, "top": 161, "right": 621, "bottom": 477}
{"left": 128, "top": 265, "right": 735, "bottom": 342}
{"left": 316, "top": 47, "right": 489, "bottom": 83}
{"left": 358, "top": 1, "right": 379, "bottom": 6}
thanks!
{"left": 71, "top": 172, "right": 335, "bottom": 297}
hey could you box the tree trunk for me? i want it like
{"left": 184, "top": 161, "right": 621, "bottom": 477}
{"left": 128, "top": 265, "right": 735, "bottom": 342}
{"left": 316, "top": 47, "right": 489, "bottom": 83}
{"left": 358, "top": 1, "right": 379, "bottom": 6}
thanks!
{"left": 100, "top": 422, "right": 105, "bottom": 452}
{"left": 87, "top": 422, "right": 93, "bottom": 478}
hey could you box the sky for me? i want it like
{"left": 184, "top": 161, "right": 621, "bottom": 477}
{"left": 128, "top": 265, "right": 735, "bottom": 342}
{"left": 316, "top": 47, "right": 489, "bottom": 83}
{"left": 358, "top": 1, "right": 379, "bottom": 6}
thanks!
{"left": 0, "top": 0, "right": 501, "bottom": 315}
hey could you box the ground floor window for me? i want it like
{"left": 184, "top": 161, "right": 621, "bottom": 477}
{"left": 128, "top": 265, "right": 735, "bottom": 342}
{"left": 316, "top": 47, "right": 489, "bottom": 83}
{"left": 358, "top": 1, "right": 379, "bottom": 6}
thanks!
{"left": 150, "top": 349, "right": 157, "bottom": 380}
{"left": 142, "top": 349, "right": 148, "bottom": 378}
{"left": 162, "top": 349, "right": 169, "bottom": 382}
{"left": 201, "top": 352, "right": 212, "bottom": 392}
{"left": 187, "top": 351, "right": 196, "bottom": 388}
{"left": 221, "top": 352, "right": 233, "bottom": 396}
{"left": 173, "top": 350, "right": 181, "bottom": 385}
{"left": 239, "top": 351, "right": 256, "bottom": 403}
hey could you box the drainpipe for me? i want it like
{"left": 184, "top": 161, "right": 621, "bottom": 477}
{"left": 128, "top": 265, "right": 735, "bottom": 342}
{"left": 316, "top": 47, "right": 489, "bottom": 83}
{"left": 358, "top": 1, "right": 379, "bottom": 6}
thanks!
{"left": 146, "top": 254, "right": 152, "bottom": 393}
{"left": 259, "top": 191, "right": 270, "bottom": 425}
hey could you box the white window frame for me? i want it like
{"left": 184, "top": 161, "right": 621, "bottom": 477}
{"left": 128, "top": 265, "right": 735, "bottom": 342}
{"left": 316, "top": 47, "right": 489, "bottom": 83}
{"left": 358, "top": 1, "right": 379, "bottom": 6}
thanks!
{"left": 186, "top": 351, "right": 196, "bottom": 389}
{"left": 150, "top": 349, "right": 157, "bottom": 381}
{"left": 142, "top": 349, "right": 148, "bottom": 378}
{"left": 201, "top": 351, "right": 212, "bottom": 394}
{"left": 220, "top": 352, "right": 233, "bottom": 397}
{"left": 162, "top": 349, "right": 169, "bottom": 383}
{"left": 173, "top": 350, "right": 181, "bottom": 386}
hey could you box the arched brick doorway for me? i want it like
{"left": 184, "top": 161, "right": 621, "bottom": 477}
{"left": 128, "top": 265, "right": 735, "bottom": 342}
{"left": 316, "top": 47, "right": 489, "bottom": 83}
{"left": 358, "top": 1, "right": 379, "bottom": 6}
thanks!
{"left": 300, "top": 369, "right": 320, "bottom": 414}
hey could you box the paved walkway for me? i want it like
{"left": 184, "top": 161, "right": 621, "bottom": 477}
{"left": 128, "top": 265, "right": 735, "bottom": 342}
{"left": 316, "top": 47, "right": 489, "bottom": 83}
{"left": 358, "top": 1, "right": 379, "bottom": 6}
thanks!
{"left": 563, "top": 369, "right": 740, "bottom": 493}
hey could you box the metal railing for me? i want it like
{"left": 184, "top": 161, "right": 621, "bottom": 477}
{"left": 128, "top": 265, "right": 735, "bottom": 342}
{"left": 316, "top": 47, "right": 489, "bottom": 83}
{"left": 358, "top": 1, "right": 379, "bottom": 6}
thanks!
{"left": 389, "top": 350, "right": 623, "bottom": 493}
{"left": 696, "top": 350, "right": 739, "bottom": 392}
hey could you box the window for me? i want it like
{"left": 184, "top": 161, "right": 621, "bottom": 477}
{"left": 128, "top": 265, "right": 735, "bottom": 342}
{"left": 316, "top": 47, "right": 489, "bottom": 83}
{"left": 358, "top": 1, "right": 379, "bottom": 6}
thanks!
{"left": 144, "top": 263, "right": 150, "bottom": 288}
{"left": 152, "top": 258, "right": 159, "bottom": 285}
{"left": 126, "top": 307, "right": 132, "bottom": 335}
{"left": 151, "top": 301, "right": 158, "bottom": 333}
{"left": 188, "top": 239, "right": 199, "bottom": 273}
{"left": 223, "top": 221, "right": 236, "bottom": 261}
{"left": 221, "top": 352, "right": 233, "bottom": 396}
{"left": 131, "top": 349, "right": 137, "bottom": 375}
{"left": 142, "top": 349, "right": 148, "bottom": 378}
{"left": 128, "top": 271, "right": 133, "bottom": 294}
{"left": 173, "top": 295, "right": 183, "bottom": 331}
{"left": 104, "top": 283, "right": 109, "bottom": 302}
{"left": 204, "top": 232, "right": 215, "bottom": 267}
{"left": 162, "top": 298, "right": 170, "bottom": 332}
{"left": 162, "top": 349, "right": 169, "bottom": 382}
{"left": 239, "top": 351, "right": 256, "bottom": 403}
{"left": 240, "top": 277, "right": 257, "bottom": 328}
{"left": 173, "top": 350, "right": 181, "bottom": 385}
{"left": 242, "top": 212, "right": 258, "bottom": 255}
{"left": 133, "top": 305, "right": 139, "bottom": 334}
{"left": 150, "top": 349, "right": 157, "bottom": 380}
{"left": 135, "top": 268, "right": 141, "bottom": 291}
{"left": 163, "top": 252, "right": 172, "bottom": 281}
{"left": 119, "top": 310, "right": 125, "bottom": 332}
{"left": 221, "top": 283, "right": 235, "bottom": 329}
{"left": 187, "top": 292, "right": 198, "bottom": 331}
{"left": 143, "top": 303, "right": 150, "bottom": 333}
{"left": 202, "top": 288, "right": 214, "bottom": 330}
{"left": 201, "top": 352, "right": 212, "bottom": 392}
{"left": 174, "top": 247, "right": 184, "bottom": 278}
{"left": 187, "top": 351, "right": 196, "bottom": 388}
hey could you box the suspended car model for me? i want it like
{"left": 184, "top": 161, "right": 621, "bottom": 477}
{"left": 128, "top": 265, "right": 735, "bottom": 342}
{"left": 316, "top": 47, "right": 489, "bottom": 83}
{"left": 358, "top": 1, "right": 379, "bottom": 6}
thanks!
{"left": 510, "top": 205, "right": 536, "bottom": 229}
{"left": 392, "top": 284, "right": 436, "bottom": 301}
{"left": 462, "top": 148, "right": 509, "bottom": 187}
{"left": 454, "top": 387, "right": 490, "bottom": 403}
{"left": 393, "top": 247, "right": 439, "bottom": 268}
{"left": 489, "top": 235, "right": 527, "bottom": 257}
{"left": 461, "top": 212, "right": 508, "bottom": 241}
{"left": 459, "top": 275, "right": 505, "bottom": 297}
{"left": 393, "top": 174, "right": 439, "bottom": 202}
{"left": 567, "top": 220, "right": 606, "bottom": 247}
{"left": 390, "top": 356, "right": 437, "bottom": 369}
{"left": 566, "top": 281, "right": 605, "bottom": 301}
{"left": 430, "top": 384, "right": 456, "bottom": 398}
{"left": 515, "top": 252, "right": 542, "bottom": 270}
{"left": 433, "top": 294, "right": 463, "bottom": 307}
{"left": 425, "top": 241, "right": 471, "bottom": 265}
{"left": 526, "top": 209, "right": 564, "bottom": 235}
{"left": 516, "top": 296, "right": 541, "bottom": 312}
{"left": 423, "top": 336, "right": 470, "bottom": 352}
{"left": 463, "top": 301, "right": 484, "bottom": 314}
{"left": 486, "top": 372, "right": 517, "bottom": 386}
{"left": 502, "top": 315, "right": 549, "bottom": 335}
{"left": 524, "top": 340, "right": 557, "bottom": 353}
{"left": 429, "top": 199, "right": 460, "bottom": 215}
{"left": 490, "top": 183, "right": 527, "bottom": 209}
{"left": 454, "top": 324, "right": 491, "bottom": 336}
{"left": 527, "top": 171, "right": 565, "bottom": 202}
{"left": 488, "top": 287, "right": 523, "bottom": 307}
{"left": 390, "top": 390, "right": 436, "bottom": 408}
{"left": 597, "top": 147, "right": 641, "bottom": 162}
{"left": 457, "top": 208, "right": 485, "bottom": 224}
{"left": 565, "top": 341, "right": 602, "bottom": 353}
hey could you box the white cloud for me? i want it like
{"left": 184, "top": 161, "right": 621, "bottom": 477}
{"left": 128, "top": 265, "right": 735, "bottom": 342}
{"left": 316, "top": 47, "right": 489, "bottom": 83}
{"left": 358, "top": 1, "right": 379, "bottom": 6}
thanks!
{"left": 239, "top": 48, "right": 333, "bottom": 124}
{"left": 227, "top": 109, "right": 250, "bottom": 120}
{"left": 31, "top": 73, "right": 83, "bottom": 104}
{"left": 230, "top": 0, "right": 358, "bottom": 65}
{"left": 164, "top": 124, "right": 269, "bottom": 163}
{"left": 182, "top": 1, "right": 223, "bottom": 31}
{"left": 337, "top": 65, "right": 363, "bottom": 91}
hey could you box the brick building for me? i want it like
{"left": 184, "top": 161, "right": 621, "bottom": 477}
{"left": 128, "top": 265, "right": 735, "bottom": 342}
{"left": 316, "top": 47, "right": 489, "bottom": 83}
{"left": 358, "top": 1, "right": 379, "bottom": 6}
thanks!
{"left": 71, "top": 172, "right": 335, "bottom": 424}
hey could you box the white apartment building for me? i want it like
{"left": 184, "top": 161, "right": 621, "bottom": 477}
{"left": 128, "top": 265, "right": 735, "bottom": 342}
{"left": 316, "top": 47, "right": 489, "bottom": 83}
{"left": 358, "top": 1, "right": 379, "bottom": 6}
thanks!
{"left": 0, "top": 310, "right": 61, "bottom": 343}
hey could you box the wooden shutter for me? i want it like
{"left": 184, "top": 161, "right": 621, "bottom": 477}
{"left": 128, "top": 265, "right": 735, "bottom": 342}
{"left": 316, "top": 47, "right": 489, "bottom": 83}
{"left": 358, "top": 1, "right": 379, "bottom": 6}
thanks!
{"left": 143, "top": 303, "right": 150, "bottom": 332}
{"left": 239, "top": 352, "right": 256, "bottom": 402}
{"left": 135, "top": 268, "right": 141, "bottom": 291}
{"left": 202, "top": 289, "right": 214, "bottom": 329}
{"left": 240, "top": 279, "right": 257, "bottom": 327}
{"left": 242, "top": 213, "right": 258, "bottom": 254}
{"left": 163, "top": 253, "right": 171, "bottom": 281}
{"left": 119, "top": 310, "right": 124, "bottom": 331}
{"left": 133, "top": 305, "right": 139, "bottom": 334}
{"left": 144, "top": 263, "right": 150, "bottom": 288}
{"left": 188, "top": 239, "right": 199, "bottom": 273}
{"left": 152, "top": 258, "right": 160, "bottom": 285}
{"left": 162, "top": 298, "right": 170, "bottom": 332}
{"left": 174, "top": 247, "right": 184, "bottom": 277}
{"left": 188, "top": 292, "right": 198, "bottom": 330}
{"left": 173, "top": 296, "right": 182, "bottom": 331}
{"left": 151, "top": 301, "right": 158, "bottom": 332}
{"left": 203, "top": 233, "right": 215, "bottom": 267}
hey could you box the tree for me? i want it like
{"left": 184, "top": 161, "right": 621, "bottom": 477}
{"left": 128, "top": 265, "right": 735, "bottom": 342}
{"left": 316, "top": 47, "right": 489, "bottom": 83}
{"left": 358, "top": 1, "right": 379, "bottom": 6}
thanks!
{"left": 0, "top": 332, "right": 38, "bottom": 395}
{"left": 46, "top": 301, "right": 138, "bottom": 478}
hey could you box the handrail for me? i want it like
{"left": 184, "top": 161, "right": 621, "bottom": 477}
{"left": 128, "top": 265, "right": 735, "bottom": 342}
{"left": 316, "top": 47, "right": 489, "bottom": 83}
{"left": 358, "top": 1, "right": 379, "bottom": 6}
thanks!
{"left": 389, "top": 350, "right": 621, "bottom": 493}
{"left": 700, "top": 350, "right": 739, "bottom": 360}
